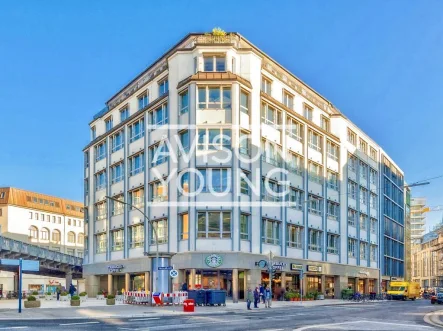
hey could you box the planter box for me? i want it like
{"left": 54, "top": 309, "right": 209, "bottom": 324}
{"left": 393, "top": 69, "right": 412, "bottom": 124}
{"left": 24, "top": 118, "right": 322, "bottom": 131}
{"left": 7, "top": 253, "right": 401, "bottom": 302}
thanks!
{"left": 70, "top": 300, "right": 80, "bottom": 307}
{"left": 106, "top": 298, "right": 116, "bottom": 305}
{"left": 45, "top": 295, "right": 53, "bottom": 301}
{"left": 115, "top": 295, "right": 124, "bottom": 301}
{"left": 80, "top": 296, "right": 88, "bottom": 302}
{"left": 96, "top": 294, "right": 105, "bottom": 300}
{"left": 60, "top": 296, "right": 69, "bottom": 302}
{"left": 24, "top": 300, "right": 41, "bottom": 308}
{"left": 318, "top": 295, "right": 325, "bottom": 300}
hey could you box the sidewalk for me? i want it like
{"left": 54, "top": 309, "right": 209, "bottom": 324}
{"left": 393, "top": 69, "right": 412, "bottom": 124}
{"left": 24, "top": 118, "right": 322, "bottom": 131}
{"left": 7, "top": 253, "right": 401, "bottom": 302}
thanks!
{"left": 0, "top": 298, "right": 368, "bottom": 320}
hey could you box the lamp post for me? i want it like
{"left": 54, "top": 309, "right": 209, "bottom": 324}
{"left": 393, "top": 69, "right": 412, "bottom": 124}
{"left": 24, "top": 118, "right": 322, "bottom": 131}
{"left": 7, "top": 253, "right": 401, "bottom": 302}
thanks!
{"left": 105, "top": 196, "right": 159, "bottom": 294}
{"left": 268, "top": 251, "right": 274, "bottom": 293}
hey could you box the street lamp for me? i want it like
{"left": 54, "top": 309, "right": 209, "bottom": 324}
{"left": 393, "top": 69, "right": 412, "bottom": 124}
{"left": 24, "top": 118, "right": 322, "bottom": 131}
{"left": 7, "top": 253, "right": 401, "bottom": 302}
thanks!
{"left": 105, "top": 196, "right": 159, "bottom": 294}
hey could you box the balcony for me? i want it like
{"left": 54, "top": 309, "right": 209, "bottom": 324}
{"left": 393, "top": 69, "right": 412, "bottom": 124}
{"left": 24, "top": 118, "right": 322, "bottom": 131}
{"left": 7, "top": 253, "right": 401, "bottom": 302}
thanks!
{"left": 194, "top": 34, "right": 241, "bottom": 47}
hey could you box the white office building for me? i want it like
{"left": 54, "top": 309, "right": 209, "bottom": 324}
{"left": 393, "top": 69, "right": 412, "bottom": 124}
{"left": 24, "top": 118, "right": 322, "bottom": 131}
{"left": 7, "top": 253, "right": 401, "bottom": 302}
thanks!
{"left": 83, "top": 31, "right": 404, "bottom": 300}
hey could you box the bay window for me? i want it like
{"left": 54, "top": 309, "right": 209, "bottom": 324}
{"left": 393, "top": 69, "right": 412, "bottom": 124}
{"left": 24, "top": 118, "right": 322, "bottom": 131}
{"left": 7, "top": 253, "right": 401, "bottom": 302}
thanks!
{"left": 197, "top": 128, "right": 231, "bottom": 150}
{"left": 198, "top": 86, "right": 231, "bottom": 110}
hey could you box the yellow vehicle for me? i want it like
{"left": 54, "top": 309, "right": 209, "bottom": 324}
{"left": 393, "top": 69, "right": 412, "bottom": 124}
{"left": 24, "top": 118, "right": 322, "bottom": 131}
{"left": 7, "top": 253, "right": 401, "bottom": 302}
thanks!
{"left": 387, "top": 281, "right": 420, "bottom": 301}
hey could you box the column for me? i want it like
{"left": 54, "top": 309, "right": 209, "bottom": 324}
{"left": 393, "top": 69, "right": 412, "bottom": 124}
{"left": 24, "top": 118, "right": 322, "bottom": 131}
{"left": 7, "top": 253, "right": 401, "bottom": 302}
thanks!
{"left": 65, "top": 271, "right": 73, "bottom": 288}
{"left": 301, "top": 276, "right": 308, "bottom": 298}
{"left": 125, "top": 273, "right": 130, "bottom": 292}
{"left": 190, "top": 269, "right": 196, "bottom": 290}
{"left": 232, "top": 269, "right": 239, "bottom": 303}
{"left": 144, "top": 272, "right": 150, "bottom": 293}
{"left": 245, "top": 269, "right": 261, "bottom": 291}
{"left": 321, "top": 274, "right": 326, "bottom": 294}
{"left": 355, "top": 277, "right": 360, "bottom": 292}
{"left": 364, "top": 278, "right": 370, "bottom": 294}
{"left": 108, "top": 274, "right": 113, "bottom": 295}
{"left": 13, "top": 272, "right": 18, "bottom": 292}
{"left": 281, "top": 271, "right": 286, "bottom": 290}
{"left": 85, "top": 275, "right": 100, "bottom": 297}
{"left": 334, "top": 276, "right": 347, "bottom": 299}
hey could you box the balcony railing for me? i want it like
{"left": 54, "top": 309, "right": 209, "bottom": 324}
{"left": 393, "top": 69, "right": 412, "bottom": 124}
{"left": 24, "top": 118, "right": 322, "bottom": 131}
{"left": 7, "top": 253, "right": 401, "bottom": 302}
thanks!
{"left": 195, "top": 34, "right": 239, "bottom": 46}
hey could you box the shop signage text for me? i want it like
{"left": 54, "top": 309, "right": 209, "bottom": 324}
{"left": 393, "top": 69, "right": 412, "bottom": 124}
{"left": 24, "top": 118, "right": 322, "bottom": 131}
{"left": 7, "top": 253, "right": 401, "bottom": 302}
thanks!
{"left": 205, "top": 254, "right": 223, "bottom": 268}
{"left": 108, "top": 264, "right": 124, "bottom": 273}
{"left": 158, "top": 266, "right": 173, "bottom": 270}
{"left": 272, "top": 262, "right": 287, "bottom": 271}
{"left": 290, "top": 263, "right": 303, "bottom": 271}
{"left": 307, "top": 265, "right": 322, "bottom": 272}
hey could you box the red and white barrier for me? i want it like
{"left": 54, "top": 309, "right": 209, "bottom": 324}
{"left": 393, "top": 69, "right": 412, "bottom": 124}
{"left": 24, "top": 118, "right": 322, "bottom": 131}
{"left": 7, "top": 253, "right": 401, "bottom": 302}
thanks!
{"left": 123, "top": 291, "right": 188, "bottom": 306}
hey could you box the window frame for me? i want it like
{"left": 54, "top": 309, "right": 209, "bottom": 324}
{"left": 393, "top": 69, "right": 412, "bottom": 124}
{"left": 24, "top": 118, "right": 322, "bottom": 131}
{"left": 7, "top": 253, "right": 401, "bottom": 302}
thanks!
{"left": 262, "top": 218, "right": 280, "bottom": 245}
{"left": 197, "top": 211, "right": 231, "bottom": 239}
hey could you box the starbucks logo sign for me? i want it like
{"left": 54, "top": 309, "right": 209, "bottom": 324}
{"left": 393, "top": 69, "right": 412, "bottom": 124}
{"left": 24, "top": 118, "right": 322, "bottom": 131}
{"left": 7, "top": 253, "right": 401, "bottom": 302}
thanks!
{"left": 205, "top": 254, "right": 223, "bottom": 268}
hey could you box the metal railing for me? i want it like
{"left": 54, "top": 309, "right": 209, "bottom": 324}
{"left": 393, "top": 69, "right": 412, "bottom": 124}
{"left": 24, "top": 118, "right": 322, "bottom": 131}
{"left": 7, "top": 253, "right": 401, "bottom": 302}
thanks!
{"left": 0, "top": 236, "right": 83, "bottom": 267}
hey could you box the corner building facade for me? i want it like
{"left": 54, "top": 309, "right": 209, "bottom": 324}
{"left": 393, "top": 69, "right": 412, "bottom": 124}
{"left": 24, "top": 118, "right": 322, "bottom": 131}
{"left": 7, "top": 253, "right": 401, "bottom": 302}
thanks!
{"left": 83, "top": 33, "right": 404, "bottom": 299}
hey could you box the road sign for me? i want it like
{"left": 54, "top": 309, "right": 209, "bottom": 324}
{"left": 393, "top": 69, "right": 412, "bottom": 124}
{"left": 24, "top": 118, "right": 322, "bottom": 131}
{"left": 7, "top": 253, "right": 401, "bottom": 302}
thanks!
{"left": 158, "top": 266, "right": 173, "bottom": 270}
{"left": 0, "top": 259, "right": 39, "bottom": 271}
{"left": 170, "top": 269, "right": 178, "bottom": 278}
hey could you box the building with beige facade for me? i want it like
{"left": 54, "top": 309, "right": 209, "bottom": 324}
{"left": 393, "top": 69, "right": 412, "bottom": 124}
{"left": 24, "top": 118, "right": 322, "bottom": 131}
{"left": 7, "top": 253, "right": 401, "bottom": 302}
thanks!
{"left": 82, "top": 31, "right": 405, "bottom": 299}
{"left": 0, "top": 187, "right": 84, "bottom": 293}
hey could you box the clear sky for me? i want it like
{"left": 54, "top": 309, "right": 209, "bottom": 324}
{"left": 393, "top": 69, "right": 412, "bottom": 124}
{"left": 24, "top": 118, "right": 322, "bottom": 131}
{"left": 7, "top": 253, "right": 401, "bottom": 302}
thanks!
{"left": 1, "top": 1, "right": 442, "bottom": 229}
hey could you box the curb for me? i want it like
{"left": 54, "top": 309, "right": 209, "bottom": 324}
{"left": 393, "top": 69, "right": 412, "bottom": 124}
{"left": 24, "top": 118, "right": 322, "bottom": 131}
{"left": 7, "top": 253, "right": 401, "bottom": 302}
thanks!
{"left": 424, "top": 311, "right": 443, "bottom": 328}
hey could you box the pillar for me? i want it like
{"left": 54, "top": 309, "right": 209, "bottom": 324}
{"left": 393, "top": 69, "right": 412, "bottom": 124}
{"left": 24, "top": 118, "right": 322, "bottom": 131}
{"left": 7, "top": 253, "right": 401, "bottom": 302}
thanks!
{"left": 125, "top": 273, "right": 130, "bottom": 292}
{"left": 85, "top": 275, "right": 100, "bottom": 297}
{"left": 321, "top": 274, "right": 326, "bottom": 294}
{"left": 281, "top": 271, "right": 286, "bottom": 290}
{"left": 65, "top": 271, "right": 73, "bottom": 289}
{"left": 334, "top": 276, "right": 348, "bottom": 299}
{"left": 364, "top": 278, "right": 370, "bottom": 294}
{"left": 190, "top": 269, "right": 196, "bottom": 290}
{"left": 355, "top": 277, "right": 360, "bottom": 293}
{"left": 245, "top": 269, "right": 261, "bottom": 291}
{"left": 232, "top": 268, "right": 239, "bottom": 303}
{"left": 13, "top": 272, "right": 18, "bottom": 292}
{"left": 107, "top": 274, "right": 113, "bottom": 295}
{"left": 144, "top": 272, "right": 150, "bottom": 293}
{"left": 301, "top": 276, "right": 308, "bottom": 298}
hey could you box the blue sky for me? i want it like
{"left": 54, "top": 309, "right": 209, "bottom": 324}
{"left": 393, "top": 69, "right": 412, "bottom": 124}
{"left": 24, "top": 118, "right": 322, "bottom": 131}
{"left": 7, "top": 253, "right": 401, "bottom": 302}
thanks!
{"left": 1, "top": 1, "right": 442, "bottom": 229}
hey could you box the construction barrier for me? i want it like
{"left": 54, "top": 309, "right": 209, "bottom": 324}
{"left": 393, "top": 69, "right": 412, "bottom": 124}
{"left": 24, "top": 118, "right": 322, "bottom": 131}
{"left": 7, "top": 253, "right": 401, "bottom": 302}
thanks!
{"left": 123, "top": 291, "right": 188, "bottom": 306}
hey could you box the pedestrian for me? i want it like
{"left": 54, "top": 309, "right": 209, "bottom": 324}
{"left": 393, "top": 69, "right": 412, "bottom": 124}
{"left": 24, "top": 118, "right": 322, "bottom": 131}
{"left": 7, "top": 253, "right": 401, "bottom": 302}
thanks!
{"left": 259, "top": 284, "right": 265, "bottom": 303}
{"left": 56, "top": 286, "right": 61, "bottom": 301}
{"left": 182, "top": 282, "right": 188, "bottom": 291}
{"left": 253, "top": 287, "right": 260, "bottom": 308}
{"left": 265, "top": 287, "right": 272, "bottom": 308}
{"left": 69, "top": 283, "right": 76, "bottom": 296}
{"left": 280, "top": 287, "right": 286, "bottom": 301}
{"left": 246, "top": 287, "right": 253, "bottom": 310}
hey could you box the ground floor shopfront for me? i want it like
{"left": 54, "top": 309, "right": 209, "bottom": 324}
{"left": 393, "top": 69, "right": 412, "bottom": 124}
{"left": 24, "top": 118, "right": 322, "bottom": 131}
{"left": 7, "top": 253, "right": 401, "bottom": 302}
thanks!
{"left": 83, "top": 252, "right": 380, "bottom": 299}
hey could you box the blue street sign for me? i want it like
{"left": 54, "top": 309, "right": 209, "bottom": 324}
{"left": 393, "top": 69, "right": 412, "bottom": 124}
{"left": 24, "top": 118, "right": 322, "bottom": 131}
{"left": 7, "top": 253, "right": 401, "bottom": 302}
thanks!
{"left": 158, "top": 266, "right": 173, "bottom": 270}
{"left": 0, "top": 259, "right": 39, "bottom": 271}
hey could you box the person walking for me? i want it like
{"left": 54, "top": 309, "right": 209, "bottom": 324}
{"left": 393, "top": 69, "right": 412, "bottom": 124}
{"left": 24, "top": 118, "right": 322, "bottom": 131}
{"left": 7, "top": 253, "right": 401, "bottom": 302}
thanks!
{"left": 56, "top": 286, "right": 61, "bottom": 301}
{"left": 253, "top": 287, "right": 260, "bottom": 308}
{"left": 264, "top": 287, "right": 272, "bottom": 308}
{"left": 68, "top": 283, "right": 76, "bottom": 297}
{"left": 259, "top": 284, "right": 265, "bottom": 303}
{"left": 246, "top": 287, "right": 253, "bottom": 310}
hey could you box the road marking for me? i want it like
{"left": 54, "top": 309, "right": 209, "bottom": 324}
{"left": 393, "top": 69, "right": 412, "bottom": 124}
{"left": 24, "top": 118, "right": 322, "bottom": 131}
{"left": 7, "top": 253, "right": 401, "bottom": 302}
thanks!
{"left": 293, "top": 320, "right": 433, "bottom": 330}
{"left": 0, "top": 328, "right": 28, "bottom": 330}
{"left": 59, "top": 321, "right": 100, "bottom": 326}
{"left": 424, "top": 311, "right": 443, "bottom": 328}
{"left": 129, "top": 318, "right": 161, "bottom": 321}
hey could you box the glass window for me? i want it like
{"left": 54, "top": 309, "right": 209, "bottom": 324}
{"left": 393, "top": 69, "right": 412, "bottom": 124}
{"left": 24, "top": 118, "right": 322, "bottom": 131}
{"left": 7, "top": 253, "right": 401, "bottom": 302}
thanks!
{"left": 370, "top": 218, "right": 378, "bottom": 234}
{"left": 129, "top": 187, "right": 144, "bottom": 209}
{"left": 360, "top": 187, "right": 368, "bottom": 205}
{"left": 111, "top": 230, "right": 124, "bottom": 251}
{"left": 348, "top": 208, "right": 357, "bottom": 227}
{"left": 105, "top": 117, "right": 113, "bottom": 132}
{"left": 348, "top": 238, "right": 357, "bottom": 257}
{"left": 179, "top": 89, "right": 189, "bottom": 114}
{"left": 151, "top": 218, "right": 168, "bottom": 244}
{"left": 262, "top": 218, "right": 280, "bottom": 245}
{"left": 129, "top": 152, "right": 145, "bottom": 176}
{"left": 240, "top": 214, "right": 249, "bottom": 240}
{"left": 327, "top": 171, "right": 339, "bottom": 190}
{"left": 138, "top": 93, "right": 149, "bottom": 110}
{"left": 286, "top": 117, "right": 302, "bottom": 141}
{"left": 179, "top": 130, "right": 189, "bottom": 154}
{"left": 289, "top": 188, "right": 303, "bottom": 210}
{"left": 95, "top": 141, "right": 106, "bottom": 161}
{"left": 304, "top": 105, "right": 313, "bottom": 121}
{"left": 308, "top": 194, "right": 322, "bottom": 215}
{"left": 327, "top": 201, "right": 339, "bottom": 220}
{"left": 159, "top": 79, "right": 168, "bottom": 96}
{"left": 111, "top": 162, "right": 124, "bottom": 184}
{"left": 308, "top": 130, "right": 321, "bottom": 151}
{"left": 283, "top": 91, "right": 294, "bottom": 109}
{"left": 198, "top": 86, "right": 231, "bottom": 110}
{"left": 120, "top": 106, "right": 129, "bottom": 122}
{"left": 347, "top": 129, "right": 356, "bottom": 145}
{"left": 111, "top": 131, "right": 124, "bottom": 153}
{"left": 197, "top": 128, "right": 231, "bottom": 150}
{"left": 149, "top": 103, "right": 168, "bottom": 127}
{"left": 261, "top": 77, "right": 272, "bottom": 94}
{"left": 308, "top": 162, "right": 322, "bottom": 184}
{"left": 29, "top": 226, "right": 38, "bottom": 239}
{"left": 91, "top": 126, "right": 96, "bottom": 140}
{"left": 261, "top": 103, "right": 281, "bottom": 127}
{"left": 370, "top": 148, "right": 377, "bottom": 161}
{"left": 96, "top": 233, "right": 107, "bottom": 253}
{"left": 327, "top": 234, "right": 339, "bottom": 254}
{"left": 150, "top": 143, "right": 169, "bottom": 166}
{"left": 95, "top": 171, "right": 106, "bottom": 191}
{"left": 348, "top": 180, "right": 357, "bottom": 199}
{"left": 180, "top": 213, "right": 189, "bottom": 240}
{"left": 130, "top": 224, "right": 144, "bottom": 248}
{"left": 111, "top": 194, "right": 124, "bottom": 216}
{"left": 287, "top": 152, "right": 303, "bottom": 175}
{"left": 360, "top": 242, "right": 368, "bottom": 260}
{"left": 179, "top": 171, "right": 189, "bottom": 195}
{"left": 196, "top": 212, "right": 231, "bottom": 239}
{"left": 308, "top": 229, "right": 322, "bottom": 251}
{"left": 321, "top": 116, "right": 330, "bottom": 132}
{"left": 240, "top": 171, "right": 250, "bottom": 195}
{"left": 52, "top": 230, "right": 61, "bottom": 243}
{"left": 67, "top": 232, "right": 76, "bottom": 244}
{"left": 239, "top": 131, "right": 250, "bottom": 156}
{"left": 327, "top": 141, "right": 338, "bottom": 161}
{"left": 150, "top": 180, "right": 168, "bottom": 202}
{"left": 41, "top": 228, "right": 49, "bottom": 240}
{"left": 261, "top": 139, "right": 282, "bottom": 167}
{"left": 360, "top": 214, "right": 368, "bottom": 230}
{"left": 359, "top": 139, "right": 368, "bottom": 154}
{"left": 129, "top": 118, "right": 145, "bottom": 143}
{"left": 261, "top": 178, "right": 281, "bottom": 202}
{"left": 203, "top": 56, "right": 226, "bottom": 72}
{"left": 240, "top": 90, "right": 249, "bottom": 114}
{"left": 287, "top": 224, "right": 303, "bottom": 248}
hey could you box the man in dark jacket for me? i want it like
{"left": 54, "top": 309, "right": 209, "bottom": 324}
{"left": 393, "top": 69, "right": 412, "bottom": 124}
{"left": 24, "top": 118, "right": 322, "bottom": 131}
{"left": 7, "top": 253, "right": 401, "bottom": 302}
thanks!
{"left": 69, "top": 283, "right": 76, "bottom": 296}
{"left": 253, "top": 287, "right": 260, "bottom": 308}
{"left": 56, "top": 286, "right": 61, "bottom": 301}
{"left": 259, "top": 284, "right": 265, "bottom": 303}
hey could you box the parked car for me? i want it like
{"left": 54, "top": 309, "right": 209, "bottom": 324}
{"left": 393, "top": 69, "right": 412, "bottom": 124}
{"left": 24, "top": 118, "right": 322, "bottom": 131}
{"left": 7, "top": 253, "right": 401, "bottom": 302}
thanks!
{"left": 431, "top": 288, "right": 443, "bottom": 304}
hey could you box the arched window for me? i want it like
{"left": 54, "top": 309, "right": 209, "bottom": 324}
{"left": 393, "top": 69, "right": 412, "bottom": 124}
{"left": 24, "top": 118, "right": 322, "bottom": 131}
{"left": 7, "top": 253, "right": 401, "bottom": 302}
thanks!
{"left": 41, "top": 228, "right": 49, "bottom": 240}
{"left": 67, "top": 231, "right": 76, "bottom": 244}
{"left": 52, "top": 229, "right": 61, "bottom": 243}
{"left": 78, "top": 233, "right": 84, "bottom": 245}
{"left": 29, "top": 226, "right": 38, "bottom": 239}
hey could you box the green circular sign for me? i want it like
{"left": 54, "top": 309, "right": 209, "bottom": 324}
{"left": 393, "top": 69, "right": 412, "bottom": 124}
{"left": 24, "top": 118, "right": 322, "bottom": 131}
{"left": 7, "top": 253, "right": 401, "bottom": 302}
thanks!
{"left": 205, "top": 254, "right": 223, "bottom": 268}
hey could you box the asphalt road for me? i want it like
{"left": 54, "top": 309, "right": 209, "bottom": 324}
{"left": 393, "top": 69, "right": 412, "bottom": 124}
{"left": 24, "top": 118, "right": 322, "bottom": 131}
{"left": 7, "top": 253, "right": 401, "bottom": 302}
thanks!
{"left": 0, "top": 300, "right": 441, "bottom": 330}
